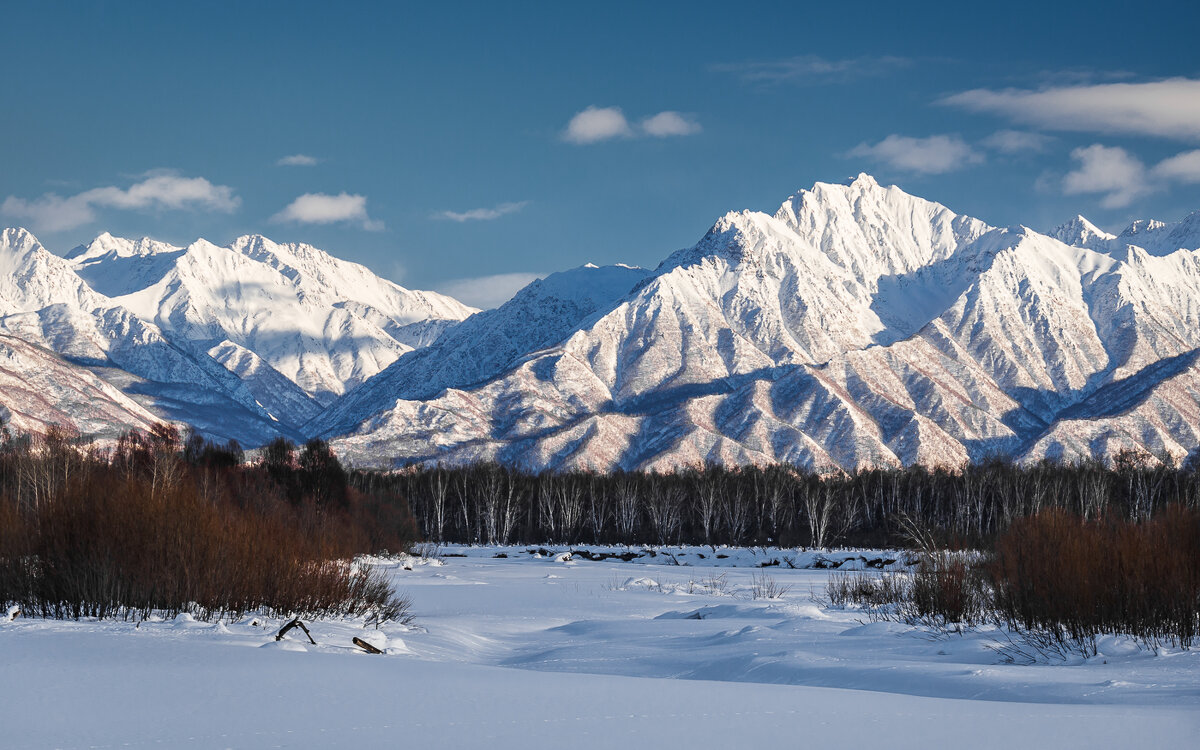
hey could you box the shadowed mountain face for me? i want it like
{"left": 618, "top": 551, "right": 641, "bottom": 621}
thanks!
{"left": 312, "top": 176, "right": 1200, "bottom": 472}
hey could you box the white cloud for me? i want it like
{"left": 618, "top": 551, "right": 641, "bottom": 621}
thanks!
{"left": 1, "top": 194, "right": 95, "bottom": 233}
{"left": 277, "top": 154, "right": 319, "bottom": 166}
{"left": 982, "top": 130, "right": 1053, "bottom": 154}
{"left": 941, "top": 78, "right": 1200, "bottom": 141}
{"left": 435, "top": 272, "right": 544, "bottom": 310}
{"left": 563, "top": 106, "right": 701, "bottom": 144}
{"left": 435, "top": 201, "right": 528, "bottom": 222}
{"left": 563, "top": 106, "right": 633, "bottom": 144}
{"left": 1056, "top": 145, "right": 1200, "bottom": 208}
{"left": 1062, "top": 145, "right": 1153, "bottom": 208}
{"left": 641, "top": 111, "right": 701, "bottom": 137}
{"left": 1152, "top": 150, "right": 1200, "bottom": 184}
{"left": 1, "top": 173, "right": 239, "bottom": 232}
{"left": 271, "top": 192, "right": 382, "bottom": 230}
{"left": 711, "top": 55, "right": 910, "bottom": 85}
{"left": 848, "top": 134, "right": 984, "bottom": 174}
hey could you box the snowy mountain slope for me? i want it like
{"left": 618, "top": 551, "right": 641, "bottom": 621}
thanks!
{"left": 76, "top": 233, "right": 477, "bottom": 406}
{"left": 1, "top": 228, "right": 475, "bottom": 446}
{"left": 311, "top": 263, "right": 650, "bottom": 438}
{"left": 0, "top": 333, "right": 159, "bottom": 440}
{"left": 326, "top": 177, "right": 1200, "bottom": 471}
{"left": 0, "top": 229, "right": 296, "bottom": 442}
{"left": 0, "top": 228, "right": 103, "bottom": 312}
{"left": 1022, "top": 350, "right": 1200, "bottom": 463}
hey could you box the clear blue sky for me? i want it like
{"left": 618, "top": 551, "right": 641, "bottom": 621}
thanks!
{"left": 3, "top": 0, "right": 1199, "bottom": 306}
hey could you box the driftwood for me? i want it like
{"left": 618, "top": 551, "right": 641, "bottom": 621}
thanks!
{"left": 352, "top": 636, "right": 384, "bottom": 654}
{"left": 275, "top": 617, "right": 317, "bottom": 645}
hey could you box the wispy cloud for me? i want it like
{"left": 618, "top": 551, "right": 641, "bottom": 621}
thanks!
{"left": 271, "top": 192, "right": 383, "bottom": 230}
{"left": 847, "top": 134, "right": 984, "bottom": 174}
{"left": 435, "top": 272, "right": 544, "bottom": 309}
{"left": 276, "top": 154, "right": 319, "bottom": 166}
{"left": 941, "top": 78, "right": 1200, "bottom": 141}
{"left": 562, "top": 106, "right": 700, "bottom": 144}
{"left": 1, "top": 172, "right": 239, "bottom": 232}
{"left": 981, "top": 129, "right": 1053, "bottom": 154}
{"left": 712, "top": 55, "right": 910, "bottom": 85}
{"left": 435, "top": 201, "right": 528, "bottom": 223}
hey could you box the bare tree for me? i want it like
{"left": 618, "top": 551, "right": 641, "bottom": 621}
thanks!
{"left": 612, "top": 474, "right": 639, "bottom": 542}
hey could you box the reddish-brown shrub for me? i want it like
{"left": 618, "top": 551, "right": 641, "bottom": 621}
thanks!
{"left": 905, "top": 552, "right": 989, "bottom": 627}
{"left": 0, "top": 426, "right": 414, "bottom": 623}
{"left": 990, "top": 505, "right": 1200, "bottom": 648}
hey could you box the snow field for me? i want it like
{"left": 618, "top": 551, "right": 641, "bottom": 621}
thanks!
{"left": 2, "top": 545, "right": 1197, "bottom": 749}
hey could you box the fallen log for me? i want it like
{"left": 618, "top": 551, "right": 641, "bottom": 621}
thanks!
{"left": 275, "top": 617, "right": 317, "bottom": 645}
{"left": 352, "top": 636, "right": 384, "bottom": 654}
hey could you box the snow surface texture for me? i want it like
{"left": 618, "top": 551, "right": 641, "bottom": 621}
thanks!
{"left": 321, "top": 176, "right": 1200, "bottom": 471}
{"left": 3, "top": 549, "right": 1196, "bottom": 749}
{"left": 0, "top": 228, "right": 476, "bottom": 444}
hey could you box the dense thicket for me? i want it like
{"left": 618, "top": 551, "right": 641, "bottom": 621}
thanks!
{"left": 826, "top": 506, "right": 1200, "bottom": 652}
{"left": 356, "top": 454, "right": 1200, "bottom": 548}
{"left": 0, "top": 422, "right": 415, "bottom": 621}
{"left": 990, "top": 505, "right": 1200, "bottom": 649}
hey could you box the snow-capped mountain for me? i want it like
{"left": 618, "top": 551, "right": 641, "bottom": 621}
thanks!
{"left": 69, "top": 232, "right": 476, "bottom": 407}
{"left": 0, "top": 228, "right": 475, "bottom": 445}
{"left": 318, "top": 175, "right": 1200, "bottom": 471}
{"left": 311, "top": 262, "right": 650, "bottom": 439}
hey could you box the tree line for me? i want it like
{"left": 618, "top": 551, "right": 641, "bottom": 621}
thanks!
{"left": 354, "top": 453, "right": 1200, "bottom": 548}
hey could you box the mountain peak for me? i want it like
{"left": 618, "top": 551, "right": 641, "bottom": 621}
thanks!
{"left": 70, "top": 232, "right": 181, "bottom": 265}
{"left": 1119, "top": 218, "right": 1167, "bottom": 238}
{"left": 1049, "top": 215, "right": 1115, "bottom": 250}
{"left": 1, "top": 226, "right": 40, "bottom": 248}
{"left": 0, "top": 228, "right": 44, "bottom": 272}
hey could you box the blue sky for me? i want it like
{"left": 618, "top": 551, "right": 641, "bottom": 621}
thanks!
{"left": 2, "top": 0, "right": 1199, "bottom": 307}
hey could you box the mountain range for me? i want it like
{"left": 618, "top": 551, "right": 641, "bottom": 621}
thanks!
{"left": 0, "top": 227, "right": 474, "bottom": 443}
{"left": 4, "top": 174, "right": 1200, "bottom": 471}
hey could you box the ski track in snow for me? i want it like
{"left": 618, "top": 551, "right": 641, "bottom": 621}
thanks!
{"left": 3, "top": 547, "right": 1197, "bottom": 749}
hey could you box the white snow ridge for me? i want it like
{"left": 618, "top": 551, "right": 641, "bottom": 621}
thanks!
{"left": 5, "top": 174, "right": 1200, "bottom": 468}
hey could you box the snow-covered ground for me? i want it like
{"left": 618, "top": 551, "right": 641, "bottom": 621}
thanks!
{"left": 4, "top": 545, "right": 1197, "bottom": 748}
